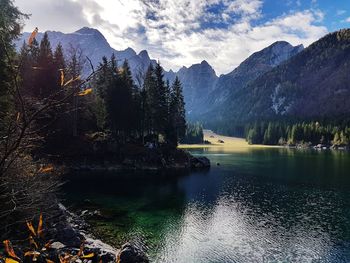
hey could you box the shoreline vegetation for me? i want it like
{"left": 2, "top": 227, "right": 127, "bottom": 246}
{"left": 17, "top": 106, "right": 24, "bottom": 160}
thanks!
{"left": 180, "top": 129, "right": 349, "bottom": 151}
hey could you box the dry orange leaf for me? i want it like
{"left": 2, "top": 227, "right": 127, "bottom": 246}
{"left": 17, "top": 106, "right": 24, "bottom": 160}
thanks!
{"left": 3, "top": 240, "right": 19, "bottom": 260}
{"left": 78, "top": 88, "right": 92, "bottom": 96}
{"left": 24, "top": 251, "right": 40, "bottom": 260}
{"left": 44, "top": 241, "right": 52, "bottom": 249}
{"left": 38, "top": 165, "right": 54, "bottom": 173}
{"left": 26, "top": 221, "right": 36, "bottom": 236}
{"left": 64, "top": 76, "right": 81, "bottom": 87}
{"left": 29, "top": 236, "right": 38, "bottom": 249}
{"left": 28, "top": 27, "right": 38, "bottom": 46}
{"left": 46, "top": 259, "right": 55, "bottom": 263}
{"left": 81, "top": 252, "right": 94, "bottom": 259}
{"left": 5, "top": 258, "right": 19, "bottom": 263}
{"left": 60, "top": 70, "right": 65, "bottom": 87}
{"left": 37, "top": 213, "right": 43, "bottom": 238}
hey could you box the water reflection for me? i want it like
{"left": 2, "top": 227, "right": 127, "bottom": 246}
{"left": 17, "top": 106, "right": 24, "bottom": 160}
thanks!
{"left": 64, "top": 148, "right": 350, "bottom": 262}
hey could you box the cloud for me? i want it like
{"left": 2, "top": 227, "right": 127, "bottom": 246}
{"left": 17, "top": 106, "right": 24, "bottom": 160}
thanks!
{"left": 14, "top": 0, "right": 89, "bottom": 33}
{"left": 337, "top": 10, "right": 346, "bottom": 16}
{"left": 14, "top": 0, "right": 328, "bottom": 74}
{"left": 346, "top": 17, "right": 350, "bottom": 23}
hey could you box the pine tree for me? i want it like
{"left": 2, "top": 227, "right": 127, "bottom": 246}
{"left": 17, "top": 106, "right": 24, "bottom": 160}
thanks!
{"left": 169, "top": 76, "right": 186, "bottom": 145}
{"left": 117, "top": 60, "right": 134, "bottom": 138}
{"left": 333, "top": 132, "right": 341, "bottom": 146}
{"left": 247, "top": 128, "right": 257, "bottom": 145}
{"left": 35, "top": 32, "right": 56, "bottom": 98}
{"left": 340, "top": 131, "right": 348, "bottom": 146}
{"left": 66, "top": 46, "right": 84, "bottom": 137}
{"left": 143, "top": 64, "right": 156, "bottom": 136}
{"left": 153, "top": 62, "right": 168, "bottom": 139}
{"left": 53, "top": 43, "right": 65, "bottom": 84}
{"left": 53, "top": 43, "right": 65, "bottom": 68}
{"left": 0, "top": 0, "right": 25, "bottom": 131}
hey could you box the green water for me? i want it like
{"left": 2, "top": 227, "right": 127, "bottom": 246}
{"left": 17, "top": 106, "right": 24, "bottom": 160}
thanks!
{"left": 63, "top": 148, "right": 350, "bottom": 262}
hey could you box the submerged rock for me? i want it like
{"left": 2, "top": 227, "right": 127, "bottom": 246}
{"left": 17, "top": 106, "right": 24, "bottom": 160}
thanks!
{"left": 190, "top": 156, "right": 211, "bottom": 169}
{"left": 117, "top": 243, "right": 149, "bottom": 263}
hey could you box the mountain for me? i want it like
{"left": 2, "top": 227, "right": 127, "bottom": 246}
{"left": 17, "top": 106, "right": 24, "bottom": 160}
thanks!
{"left": 16, "top": 27, "right": 157, "bottom": 78}
{"left": 15, "top": 27, "right": 218, "bottom": 111}
{"left": 193, "top": 41, "right": 303, "bottom": 121}
{"left": 174, "top": 60, "right": 218, "bottom": 115}
{"left": 208, "top": 29, "right": 350, "bottom": 130}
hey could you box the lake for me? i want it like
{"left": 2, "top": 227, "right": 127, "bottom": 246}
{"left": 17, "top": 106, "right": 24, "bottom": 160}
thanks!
{"left": 63, "top": 147, "right": 350, "bottom": 263}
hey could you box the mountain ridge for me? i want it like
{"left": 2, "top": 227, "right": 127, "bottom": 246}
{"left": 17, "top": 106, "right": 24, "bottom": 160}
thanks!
{"left": 16, "top": 27, "right": 312, "bottom": 122}
{"left": 205, "top": 28, "right": 350, "bottom": 134}
{"left": 191, "top": 41, "right": 304, "bottom": 120}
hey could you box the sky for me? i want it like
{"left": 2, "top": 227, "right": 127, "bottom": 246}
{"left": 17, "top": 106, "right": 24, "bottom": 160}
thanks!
{"left": 13, "top": 0, "right": 350, "bottom": 75}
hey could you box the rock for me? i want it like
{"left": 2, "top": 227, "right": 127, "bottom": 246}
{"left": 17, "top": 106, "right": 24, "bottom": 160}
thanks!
{"left": 56, "top": 223, "right": 82, "bottom": 247}
{"left": 51, "top": 242, "right": 66, "bottom": 250}
{"left": 190, "top": 156, "right": 210, "bottom": 169}
{"left": 117, "top": 243, "right": 149, "bottom": 263}
{"left": 81, "top": 210, "right": 90, "bottom": 217}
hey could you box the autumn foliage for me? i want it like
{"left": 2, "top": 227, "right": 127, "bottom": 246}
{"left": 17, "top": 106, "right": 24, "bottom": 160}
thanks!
{"left": 0, "top": 215, "right": 96, "bottom": 263}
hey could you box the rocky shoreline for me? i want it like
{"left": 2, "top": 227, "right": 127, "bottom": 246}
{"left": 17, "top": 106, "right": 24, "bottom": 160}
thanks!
{"left": 64, "top": 151, "right": 210, "bottom": 172}
{"left": 47, "top": 153, "right": 210, "bottom": 262}
{"left": 51, "top": 203, "right": 149, "bottom": 263}
{"left": 285, "top": 143, "right": 350, "bottom": 151}
{"left": 34, "top": 147, "right": 210, "bottom": 262}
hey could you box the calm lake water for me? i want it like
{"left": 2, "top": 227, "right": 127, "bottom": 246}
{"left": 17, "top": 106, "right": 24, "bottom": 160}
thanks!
{"left": 63, "top": 147, "right": 350, "bottom": 263}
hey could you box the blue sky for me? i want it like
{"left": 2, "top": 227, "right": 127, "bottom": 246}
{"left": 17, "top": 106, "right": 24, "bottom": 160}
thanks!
{"left": 262, "top": 0, "right": 349, "bottom": 31}
{"left": 14, "top": 0, "right": 350, "bottom": 74}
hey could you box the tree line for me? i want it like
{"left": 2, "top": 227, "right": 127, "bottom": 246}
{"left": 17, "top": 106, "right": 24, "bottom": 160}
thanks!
{"left": 246, "top": 121, "right": 350, "bottom": 146}
{"left": 17, "top": 33, "right": 187, "bottom": 149}
{"left": 90, "top": 55, "right": 187, "bottom": 147}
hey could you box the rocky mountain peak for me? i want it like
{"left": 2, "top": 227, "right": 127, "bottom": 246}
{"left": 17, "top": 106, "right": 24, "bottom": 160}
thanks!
{"left": 74, "top": 27, "right": 108, "bottom": 43}
{"left": 266, "top": 41, "right": 304, "bottom": 66}
{"left": 200, "top": 60, "right": 210, "bottom": 66}
{"left": 138, "top": 50, "right": 150, "bottom": 60}
{"left": 75, "top": 27, "right": 101, "bottom": 35}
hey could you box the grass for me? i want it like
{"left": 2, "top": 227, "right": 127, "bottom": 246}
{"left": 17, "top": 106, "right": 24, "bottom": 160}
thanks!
{"left": 179, "top": 130, "right": 281, "bottom": 151}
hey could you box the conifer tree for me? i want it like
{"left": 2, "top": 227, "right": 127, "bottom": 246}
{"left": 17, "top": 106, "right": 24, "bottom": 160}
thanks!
{"left": 51, "top": 43, "right": 66, "bottom": 100}
{"left": 0, "top": 0, "right": 25, "bottom": 131}
{"left": 35, "top": 32, "right": 56, "bottom": 98}
{"left": 53, "top": 43, "right": 65, "bottom": 80}
{"left": 117, "top": 60, "right": 134, "bottom": 138}
{"left": 143, "top": 64, "right": 156, "bottom": 136}
{"left": 66, "top": 46, "right": 84, "bottom": 137}
{"left": 169, "top": 76, "right": 186, "bottom": 145}
{"left": 154, "top": 62, "right": 168, "bottom": 137}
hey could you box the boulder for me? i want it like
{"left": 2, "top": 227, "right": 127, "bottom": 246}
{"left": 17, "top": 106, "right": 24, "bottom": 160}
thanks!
{"left": 190, "top": 156, "right": 210, "bottom": 169}
{"left": 117, "top": 243, "right": 149, "bottom": 263}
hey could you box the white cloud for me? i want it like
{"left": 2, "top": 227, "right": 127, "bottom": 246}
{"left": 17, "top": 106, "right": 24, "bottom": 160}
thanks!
{"left": 337, "top": 10, "right": 346, "bottom": 16}
{"left": 14, "top": 0, "right": 328, "bottom": 75}
{"left": 14, "top": 0, "right": 89, "bottom": 32}
{"left": 346, "top": 17, "right": 350, "bottom": 23}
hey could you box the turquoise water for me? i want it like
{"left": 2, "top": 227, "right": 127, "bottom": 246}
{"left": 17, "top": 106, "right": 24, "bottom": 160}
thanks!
{"left": 64, "top": 148, "right": 350, "bottom": 262}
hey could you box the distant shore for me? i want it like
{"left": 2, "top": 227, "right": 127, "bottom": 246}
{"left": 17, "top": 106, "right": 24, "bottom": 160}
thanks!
{"left": 179, "top": 130, "right": 282, "bottom": 149}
